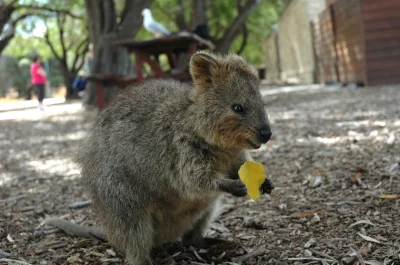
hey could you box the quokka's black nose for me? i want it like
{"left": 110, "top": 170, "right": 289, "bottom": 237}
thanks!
{"left": 260, "top": 128, "right": 272, "bottom": 143}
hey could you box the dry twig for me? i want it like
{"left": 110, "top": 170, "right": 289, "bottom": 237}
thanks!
{"left": 0, "top": 258, "right": 31, "bottom": 265}
{"left": 231, "top": 247, "right": 267, "bottom": 263}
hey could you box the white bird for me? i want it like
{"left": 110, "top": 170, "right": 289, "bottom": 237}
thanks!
{"left": 141, "top": 8, "right": 170, "bottom": 37}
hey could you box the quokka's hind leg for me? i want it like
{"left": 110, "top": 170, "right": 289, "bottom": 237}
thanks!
{"left": 182, "top": 198, "right": 227, "bottom": 248}
{"left": 124, "top": 236, "right": 153, "bottom": 265}
{"left": 105, "top": 215, "right": 155, "bottom": 265}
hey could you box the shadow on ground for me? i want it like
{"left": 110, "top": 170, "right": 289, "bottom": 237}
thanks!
{"left": 0, "top": 86, "right": 399, "bottom": 264}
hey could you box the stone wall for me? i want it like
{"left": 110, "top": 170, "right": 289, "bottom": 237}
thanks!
{"left": 263, "top": 28, "right": 280, "bottom": 82}
{"left": 262, "top": 0, "right": 326, "bottom": 84}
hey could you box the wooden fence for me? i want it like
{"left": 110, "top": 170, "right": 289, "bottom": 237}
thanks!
{"left": 312, "top": 0, "right": 400, "bottom": 86}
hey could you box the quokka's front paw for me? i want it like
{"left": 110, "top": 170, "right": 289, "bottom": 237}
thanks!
{"left": 230, "top": 180, "right": 248, "bottom": 197}
{"left": 261, "top": 178, "right": 275, "bottom": 194}
{"left": 219, "top": 179, "right": 247, "bottom": 197}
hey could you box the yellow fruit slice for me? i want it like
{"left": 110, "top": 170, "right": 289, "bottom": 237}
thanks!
{"left": 238, "top": 161, "right": 266, "bottom": 201}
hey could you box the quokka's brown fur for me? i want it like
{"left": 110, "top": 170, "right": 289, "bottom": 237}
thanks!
{"left": 71, "top": 51, "right": 272, "bottom": 264}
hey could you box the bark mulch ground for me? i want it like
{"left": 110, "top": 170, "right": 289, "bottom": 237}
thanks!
{"left": 1, "top": 85, "right": 399, "bottom": 265}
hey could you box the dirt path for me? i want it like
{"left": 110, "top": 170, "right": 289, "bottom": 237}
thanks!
{"left": 1, "top": 85, "right": 399, "bottom": 265}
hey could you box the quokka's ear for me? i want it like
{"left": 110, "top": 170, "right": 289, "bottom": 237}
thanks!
{"left": 189, "top": 51, "right": 219, "bottom": 92}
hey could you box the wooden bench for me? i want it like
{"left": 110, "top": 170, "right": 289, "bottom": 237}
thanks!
{"left": 82, "top": 74, "right": 138, "bottom": 111}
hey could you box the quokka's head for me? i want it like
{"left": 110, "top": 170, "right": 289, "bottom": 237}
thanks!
{"left": 189, "top": 51, "right": 271, "bottom": 150}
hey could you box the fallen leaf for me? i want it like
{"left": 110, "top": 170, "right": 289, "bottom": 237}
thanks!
{"left": 365, "top": 260, "right": 384, "bottom": 265}
{"left": 69, "top": 200, "right": 92, "bottom": 209}
{"left": 215, "top": 251, "right": 226, "bottom": 260}
{"left": 290, "top": 210, "right": 324, "bottom": 217}
{"left": 6, "top": 234, "right": 14, "bottom": 243}
{"left": 387, "top": 163, "right": 399, "bottom": 175}
{"left": 349, "top": 220, "right": 375, "bottom": 228}
{"left": 106, "top": 249, "right": 116, "bottom": 256}
{"left": 358, "top": 232, "right": 381, "bottom": 244}
{"left": 192, "top": 247, "right": 207, "bottom": 262}
{"left": 100, "top": 258, "right": 121, "bottom": 263}
{"left": 348, "top": 172, "right": 362, "bottom": 183}
{"left": 383, "top": 258, "right": 393, "bottom": 265}
{"left": 321, "top": 260, "right": 330, "bottom": 265}
{"left": 372, "top": 182, "right": 382, "bottom": 189}
{"left": 0, "top": 249, "right": 10, "bottom": 258}
{"left": 386, "top": 133, "right": 395, "bottom": 145}
{"left": 310, "top": 214, "right": 321, "bottom": 224}
{"left": 312, "top": 175, "right": 323, "bottom": 187}
{"left": 379, "top": 195, "right": 399, "bottom": 199}
{"left": 278, "top": 203, "right": 287, "bottom": 210}
{"left": 304, "top": 249, "right": 312, "bottom": 257}
{"left": 304, "top": 238, "right": 316, "bottom": 248}
{"left": 87, "top": 251, "right": 104, "bottom": 257}
{"left": 349, "top": 247, "right": 366, "bottom": 264}
{"left": 67, "top": 254, "right": 83, "bottom": 263}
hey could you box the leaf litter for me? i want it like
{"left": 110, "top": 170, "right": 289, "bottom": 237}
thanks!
{"left": 1, "top": 85, "right": 400, "bottom": 264}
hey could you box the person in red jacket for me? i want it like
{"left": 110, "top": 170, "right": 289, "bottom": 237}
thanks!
{"left": 30, "top": 56, "right": 47, "bottom": 110}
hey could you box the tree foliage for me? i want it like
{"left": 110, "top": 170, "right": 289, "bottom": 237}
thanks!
{"left": 149, "top": 0, "right": 283, "bottom": 65}
{"left": 1, "top": 0, "right": 284, "bottom": 100}
{"left": 0, "top": 0, "right": 83, "bottom": 54}
{"left": 232, "top": 0, "right": 283, "bottom": 65}
{"left": 2, "top": 54, "right": 63, "bottom": 98}
{"left": 3, "top": 0, "right": 88, "bottom": 99}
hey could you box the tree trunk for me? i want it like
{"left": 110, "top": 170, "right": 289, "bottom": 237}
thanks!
{"left": 190, "top": 0, "right": 207, "bottom": 29}
{"left": 64, "top": 72, "right": 78, "bottom": 99}
{"left": 85, "top": 33, "right": 132, "bottom": 105}
{"left": 56, "top": 61, "right": 78, "bottom": 99}
{"left": 0, "top": 29, "right": 14, "bottom": 54}
{"left": 83, "top": 0, "right": 153, "bottom": 107}
{"left": 0, "top": 1, "right": 16, "bottom": 54}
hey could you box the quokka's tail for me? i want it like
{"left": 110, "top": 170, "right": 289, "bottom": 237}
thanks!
{"left": 45, "top": 218, "right": 105, "bottom": 241}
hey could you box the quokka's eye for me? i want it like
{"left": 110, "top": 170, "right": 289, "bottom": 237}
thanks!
{"left": 232, "top": 104, "right": 244, "bottom": 113}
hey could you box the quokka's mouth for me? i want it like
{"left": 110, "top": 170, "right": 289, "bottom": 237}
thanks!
{"left": 246, "top": 138, "right": 261, "bottom": 149}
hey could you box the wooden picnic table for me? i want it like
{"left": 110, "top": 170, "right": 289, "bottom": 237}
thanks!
{"left": 86, "top": 32, "right": 214, "bottom": 111}
{"left": 114, "top": 32, "right": 215, "bottom": 83}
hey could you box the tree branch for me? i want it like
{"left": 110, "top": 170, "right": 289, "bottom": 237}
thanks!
{"left": 215, "top": 0, "right": 260, "bottom": 53}
{"left": 56, "top": 14, "right": 67, "bottom": 63}
{"left": 66, "top": 36, "right": 79, "bottom": 50}
{"left": 118, "top": 0, "right": 154, "bottom": 39}
{"left": 11, "top": 13, "right": 32, "bottom": 25}
{"left": 75, "top": 47, "right": 88, "bottom": 73}
{"left": 0, "top": 13, "right": 32, "bottom": 53}
{"left": 6, "top": 0, "right": 18, "bottom": 6}
{"left": 153, "top": 4, "right": 184, "bottom": 31}
{"left": 0, "top": 0, "right": 17, "bottom": 33}
{"left": 14, "top": 4, "right": 82, "bottom": 19}
{"left": 71, "top": 37, "right": 89, "bottom": 72}
{"left": 176, "top": 0, "right": 188, "bottom": 30}
{"left": 236, "top": 24, "right": 248, "bottom": 55}
{"left": 43, "top": 23, "right": 62, "bottom": 62}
